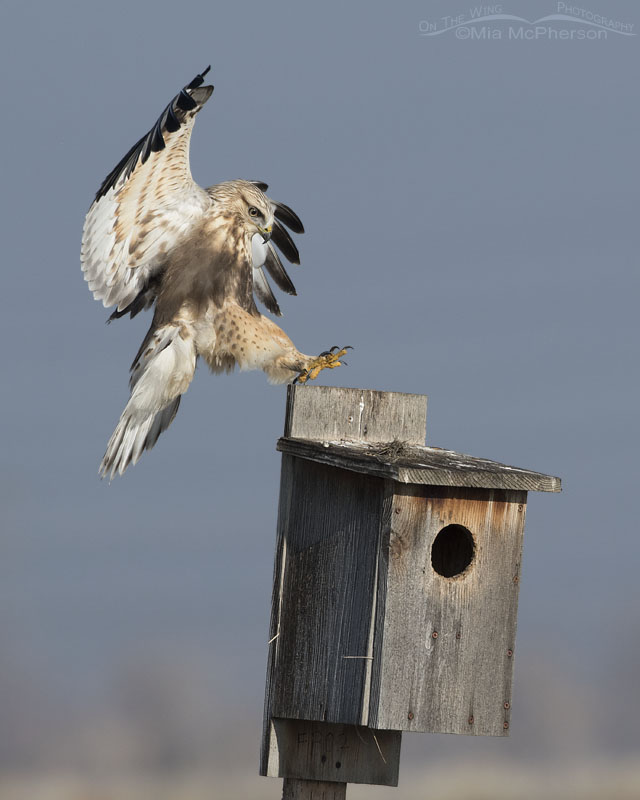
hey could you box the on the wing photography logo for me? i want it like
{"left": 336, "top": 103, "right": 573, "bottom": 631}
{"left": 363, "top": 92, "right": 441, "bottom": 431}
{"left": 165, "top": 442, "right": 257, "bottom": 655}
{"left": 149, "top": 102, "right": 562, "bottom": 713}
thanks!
{"left": 418, "top": 3, "right": 635, "bottom": 41}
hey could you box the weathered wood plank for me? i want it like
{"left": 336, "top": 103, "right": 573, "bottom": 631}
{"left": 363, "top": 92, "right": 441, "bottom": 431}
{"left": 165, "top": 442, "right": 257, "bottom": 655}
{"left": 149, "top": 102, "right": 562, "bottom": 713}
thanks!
{"left": 368, "top": 485, "right": 526, "bottom": 736}
{"left": 277, "top": 438, "right": 562, "bottom": 493}
{"left": 283, "top": 778, "right": 346, "bottom": 799}
{"left": 269, "top": 461, "right": 384, "bottom": 724}
{"left": 266, "top": 719, "right": 400, "bottom": 786}
{"left": 261, "top": 454, "right": 297, "bottom": 776}
{"left": 284, "top": 386, "right": 427, "bottom": 444}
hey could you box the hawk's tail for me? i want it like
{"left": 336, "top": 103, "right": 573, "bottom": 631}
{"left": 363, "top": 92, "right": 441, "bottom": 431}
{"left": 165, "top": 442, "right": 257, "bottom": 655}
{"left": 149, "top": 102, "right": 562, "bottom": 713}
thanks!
{"left": 100, "top": 399, "right": 182, "bottom": 481}
{"left": 100, "top": 323, "right": 196, "bottom": 480}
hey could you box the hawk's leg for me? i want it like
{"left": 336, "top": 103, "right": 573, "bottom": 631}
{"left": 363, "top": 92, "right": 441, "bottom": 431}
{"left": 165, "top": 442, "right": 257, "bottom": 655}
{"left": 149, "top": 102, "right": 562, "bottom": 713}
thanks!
{"left": 209, "top": 307, "right": 350, "bottom": 385}
{"left": 293, "top": 346, "right": 352, "bottom": 384}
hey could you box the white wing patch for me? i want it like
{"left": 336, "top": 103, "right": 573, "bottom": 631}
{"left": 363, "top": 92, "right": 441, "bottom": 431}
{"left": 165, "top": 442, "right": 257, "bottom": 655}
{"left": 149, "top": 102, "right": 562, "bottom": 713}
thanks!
{"left": 251, "top": 232, "right": 282, "bottom": 315}
{"left": 251, "top": 233, "right": 268, "bottom": 268}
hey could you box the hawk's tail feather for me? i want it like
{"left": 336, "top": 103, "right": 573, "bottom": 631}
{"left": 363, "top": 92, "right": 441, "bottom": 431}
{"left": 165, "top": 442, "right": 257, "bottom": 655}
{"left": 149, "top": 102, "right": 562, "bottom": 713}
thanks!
{"left": 100, "top": 322, "right": 197, "bottom": 479}
{"left": 100, "top": 398, "right": 181, "bottom": 481}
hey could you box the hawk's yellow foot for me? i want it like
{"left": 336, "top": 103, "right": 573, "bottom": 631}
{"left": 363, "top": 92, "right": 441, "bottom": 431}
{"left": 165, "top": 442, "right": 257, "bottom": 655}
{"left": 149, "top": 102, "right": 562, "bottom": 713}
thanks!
{"left": 294, "top": 346, "right": 352, "bottom": 384}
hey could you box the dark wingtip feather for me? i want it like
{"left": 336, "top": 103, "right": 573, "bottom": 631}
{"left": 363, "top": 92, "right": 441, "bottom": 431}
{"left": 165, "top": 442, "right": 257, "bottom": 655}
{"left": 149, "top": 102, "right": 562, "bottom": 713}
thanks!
{"left": 94, "top": 70, "right": 214, "bottom": 201}
{"left": 185, "top": 66, "right": 212, "bottom": 92}
{"left": 271, "top": 220, "right": 300, "bottom": 265}
{"left": 107, "top": 304, "right": 144, "bottom": 323}
{"left": 189, "top": 65, "right": 211, "bottom": 87}
{"left": 273, "top": 201, "right": 304, "bottom": 234}
{"left": 249, "top": 180, "right": 269, "bottom": 192}
{"left": 264, "top": 244, "right": 297, "bottom": 295}
{"left": 253, "top": 267, "right": 282, "bottom": 316}
{"left": 105, "top": 274, "right": 162, "bottom": 322}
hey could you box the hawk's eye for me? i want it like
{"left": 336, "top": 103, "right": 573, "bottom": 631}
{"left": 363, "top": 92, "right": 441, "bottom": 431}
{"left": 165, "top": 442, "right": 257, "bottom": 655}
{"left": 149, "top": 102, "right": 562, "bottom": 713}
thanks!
{"left": 248, "top": 206, "right": 259, "bottom": 217}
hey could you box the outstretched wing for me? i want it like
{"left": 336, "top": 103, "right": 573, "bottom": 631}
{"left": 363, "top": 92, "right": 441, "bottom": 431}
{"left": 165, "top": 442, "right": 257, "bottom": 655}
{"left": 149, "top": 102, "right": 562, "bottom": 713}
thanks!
{"left": 81, "top": 67, "right": 214, "bottom": 313}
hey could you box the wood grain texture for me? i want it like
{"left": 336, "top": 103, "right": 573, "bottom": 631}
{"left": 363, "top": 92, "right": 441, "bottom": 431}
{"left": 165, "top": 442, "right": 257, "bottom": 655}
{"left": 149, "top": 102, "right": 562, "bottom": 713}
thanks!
{"left": 284, "top": 386, "right": 427, "bottom": 444}
{"left": 261, "top": 453, "right": 297, "bottom": 776}
{"left": 282, "top": 778, "right": 347, "bottom": 799}
{"left": 260, "top": 459, "right": 401, "bottom": 781}
{"left": 266, "top": 719, "right": 400, "bottom": 786}
{"left": 269, "top": 460, "right": 384, "bottom": 724}
{"left": 277, "top": 438, "right": 561, "bottom": 493}
{"left": 368, "top": 485, "right": 526, "bottom": 736}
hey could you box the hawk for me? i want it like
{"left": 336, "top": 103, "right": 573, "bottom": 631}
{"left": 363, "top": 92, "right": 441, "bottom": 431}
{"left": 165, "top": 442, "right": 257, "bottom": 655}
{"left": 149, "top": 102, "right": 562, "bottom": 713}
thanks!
{"left": 81, "top": 67, "right": 348, "bottom": 479}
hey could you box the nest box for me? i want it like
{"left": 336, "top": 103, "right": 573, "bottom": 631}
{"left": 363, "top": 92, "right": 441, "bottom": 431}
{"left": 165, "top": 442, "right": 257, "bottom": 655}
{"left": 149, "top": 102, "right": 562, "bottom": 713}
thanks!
{"left": 261, "top": 386, "right": 561, "bottom": 790}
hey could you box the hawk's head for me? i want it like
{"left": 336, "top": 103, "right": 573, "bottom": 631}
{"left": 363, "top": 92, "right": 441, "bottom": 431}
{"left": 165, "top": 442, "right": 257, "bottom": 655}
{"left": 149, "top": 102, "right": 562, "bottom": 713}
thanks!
{"left": 209, "top": 180, "right": 274, "bottom": 243}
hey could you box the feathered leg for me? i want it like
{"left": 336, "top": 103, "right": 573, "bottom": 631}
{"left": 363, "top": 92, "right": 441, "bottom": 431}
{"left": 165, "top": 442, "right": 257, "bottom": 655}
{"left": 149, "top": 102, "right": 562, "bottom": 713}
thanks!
{"left": 209, "top": 305, "right": 348, "bottom": 385}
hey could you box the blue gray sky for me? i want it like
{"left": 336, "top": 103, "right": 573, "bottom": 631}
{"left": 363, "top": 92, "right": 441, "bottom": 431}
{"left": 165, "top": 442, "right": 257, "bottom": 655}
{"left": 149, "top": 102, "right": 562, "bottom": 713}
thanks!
{"left": 1, "top": 0, "right": 639, "bottom": 784}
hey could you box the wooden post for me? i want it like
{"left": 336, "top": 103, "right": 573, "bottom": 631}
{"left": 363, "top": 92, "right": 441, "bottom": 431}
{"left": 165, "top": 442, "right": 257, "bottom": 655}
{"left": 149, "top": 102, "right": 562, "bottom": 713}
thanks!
{"left": 283, "top": 779, "right": 346, "bottom": 799}
{"left": 260, "top": 385, "right": 561, "bottom": 798}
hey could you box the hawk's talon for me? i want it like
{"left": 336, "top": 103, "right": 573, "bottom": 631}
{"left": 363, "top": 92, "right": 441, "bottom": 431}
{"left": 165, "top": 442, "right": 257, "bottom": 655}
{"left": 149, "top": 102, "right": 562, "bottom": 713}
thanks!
{"left": 294, "top": 345, "right": 352, "bottom": 385}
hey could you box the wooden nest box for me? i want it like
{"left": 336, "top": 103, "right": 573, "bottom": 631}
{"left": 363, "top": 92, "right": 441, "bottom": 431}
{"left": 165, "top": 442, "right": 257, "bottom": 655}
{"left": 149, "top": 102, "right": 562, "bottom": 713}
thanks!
{"left": 261, "top": 386, "right": 561, "bottom": 796}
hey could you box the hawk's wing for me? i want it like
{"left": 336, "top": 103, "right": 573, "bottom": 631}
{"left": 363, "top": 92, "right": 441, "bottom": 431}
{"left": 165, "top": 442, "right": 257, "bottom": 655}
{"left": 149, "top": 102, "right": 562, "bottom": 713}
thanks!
{"left": 249, "top": 183, "right": 304, "bottom": 317}
{"left": 251, "top": 235, "right": 299, "bottom": 317}
{"left": 81, "top": 67, "right": 213, "bottom": 313}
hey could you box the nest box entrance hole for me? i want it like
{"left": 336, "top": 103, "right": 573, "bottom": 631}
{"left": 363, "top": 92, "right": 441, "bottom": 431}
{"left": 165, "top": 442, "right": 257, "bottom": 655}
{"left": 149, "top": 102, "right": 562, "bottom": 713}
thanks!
{"left": 431, "top": 524, "right": 475, "bottom": 578}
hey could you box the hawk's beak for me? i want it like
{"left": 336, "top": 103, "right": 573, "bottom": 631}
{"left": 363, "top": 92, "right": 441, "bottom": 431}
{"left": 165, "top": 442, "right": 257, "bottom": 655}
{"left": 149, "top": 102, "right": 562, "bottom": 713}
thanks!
{"left": 259, "top": 225, "right": 272, "bottom": 243}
